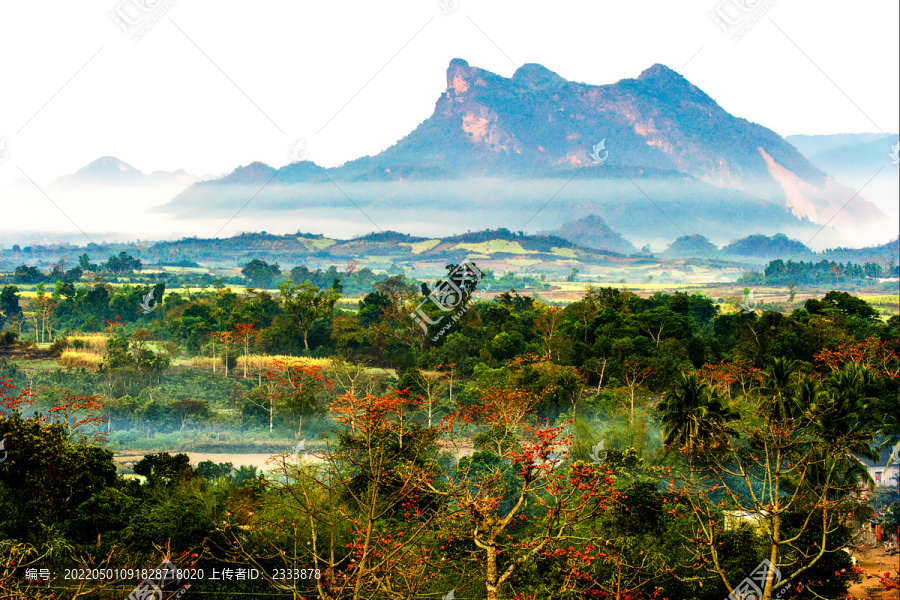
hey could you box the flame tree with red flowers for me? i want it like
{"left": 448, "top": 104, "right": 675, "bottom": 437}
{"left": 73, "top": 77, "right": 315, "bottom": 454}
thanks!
{"left": 418, "top": 387, "right": 624, "bottom": 600}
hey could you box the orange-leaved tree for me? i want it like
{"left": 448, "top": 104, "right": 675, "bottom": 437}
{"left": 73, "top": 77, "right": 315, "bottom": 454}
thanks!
{"left": 45, "top": 392, "right": 108, "bottom": 444}
{"left": 232, "top": 322, "right": 260, "bottom": 378}
{"left": 697, "top": 359, "right": 763, "bottom": 399}
{"left": 211, "top": 330, "right": 235, "bottom": 377}
{"left": 423, "top": 392, "right": 623, "bottom": 600}
{"left": 815, "top": 337, "right": 899, "bottom": 379}
{"left": 263, "top": 358, "right": 330, "bottom": 437}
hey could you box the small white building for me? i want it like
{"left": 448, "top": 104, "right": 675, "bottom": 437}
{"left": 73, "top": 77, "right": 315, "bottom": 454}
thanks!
{"left": 858, "top": 445, "right": 900, "bottom": 488}
{"left": 723, "top": 509, "right": 770, "bottom": 534}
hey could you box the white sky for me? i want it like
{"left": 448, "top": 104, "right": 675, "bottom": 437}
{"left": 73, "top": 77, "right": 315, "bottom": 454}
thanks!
{"left": 0, "top": 0, "right": 897, "bottom": 186}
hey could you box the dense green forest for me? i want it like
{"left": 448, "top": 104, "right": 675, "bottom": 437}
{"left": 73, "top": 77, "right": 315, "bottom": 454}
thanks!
{"left": 740, "top": 258, "right": 899, "bottom": 286}
{"left": 0, "top": 261, "right": 898, "bottom": 600}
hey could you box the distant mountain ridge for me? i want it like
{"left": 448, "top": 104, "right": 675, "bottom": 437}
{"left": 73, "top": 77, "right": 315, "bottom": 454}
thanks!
{"left": 55, "top": 156, "right": 197, "bottom": 187}
{"left": 786, "top": 133, "right": 896, "bottom": 159}
{"left": 134, "top": 229, "right": 899, "bottom": 274}
{"left": 150, "top": 59, "right": 890, "bottom": 248}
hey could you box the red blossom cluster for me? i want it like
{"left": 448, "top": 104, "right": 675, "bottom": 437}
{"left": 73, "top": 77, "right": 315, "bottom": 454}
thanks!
{"left": 815, "top": 337, "right": 899, "bottom": 378}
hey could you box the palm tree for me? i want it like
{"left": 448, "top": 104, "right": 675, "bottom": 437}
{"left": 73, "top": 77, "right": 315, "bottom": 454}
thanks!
{"left": 795, "top": 374, "right": 822, "bottom": 411}
{"left": 794, "top": 446, "right": 874, "bottom": 498}
{"left": 815, "top": 363, "right": 879, "bottom": 461}
{"left": 658, "top": 372, "right": 736, "bottom": 455}
{"left": 777, "top": 372, "right": 876, "bottom": 505}
{"left": 756, "top": 357, "right": 802, "bottom": 424}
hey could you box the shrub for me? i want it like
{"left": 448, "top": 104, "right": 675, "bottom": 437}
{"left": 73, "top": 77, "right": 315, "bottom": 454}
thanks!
{"left": 49, "top": 337, "right": 71, "bottom": 356}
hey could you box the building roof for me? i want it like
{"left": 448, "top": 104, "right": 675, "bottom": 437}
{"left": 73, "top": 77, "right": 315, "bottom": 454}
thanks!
{"left": 856, "top": 444, "right": 900, "bottom": 469}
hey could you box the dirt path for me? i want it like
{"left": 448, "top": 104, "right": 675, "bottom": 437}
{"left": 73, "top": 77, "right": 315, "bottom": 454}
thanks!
{"left": 846, "top": 545, "right": 899, "bottom": 599}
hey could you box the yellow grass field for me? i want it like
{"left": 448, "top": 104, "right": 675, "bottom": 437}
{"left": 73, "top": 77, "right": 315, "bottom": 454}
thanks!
{"left": 454, "top": 240, "right": 538, "bottom": 254}
{"left": 297, "top": 237, "right": 337, "bottom": 251}
{"left": 859, "top": 294, "right": 900, "bottom": 308}
{"left": 59, "top": 350, "right": 104, "bottom": 370}
{"left": 68, "top": 333, "right": 109, "bottom": 353}
{"left": 190, "top": 354, "right": 331, "bottom": 371}
{"left": 858, "top": 294, "right": 900, "bottom": 317}
{"left": 400, "top": 239, "right": 441, "bottom": 254}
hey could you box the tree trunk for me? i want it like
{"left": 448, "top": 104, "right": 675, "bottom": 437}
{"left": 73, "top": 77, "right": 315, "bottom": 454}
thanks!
{"left": 303, "top": 328, "right": 309, "bottom": 350}
{"left": 485, "top": 544, "right": 499, "bottom": 600}
{"left": 630, "top": 387, "right": 635, "bottom": 425}
{"left": 762, "top": 515, "right": 781, "bottom": 600}
{"left": 598, "top": 358, "right": 607, "bottom": 392}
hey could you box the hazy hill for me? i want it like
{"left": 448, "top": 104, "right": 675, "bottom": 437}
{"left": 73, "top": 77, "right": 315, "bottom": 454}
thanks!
{"left": 785, "top": 133, "right": 893, "bottom": 158}
{"left": 662, "top": 235, "right": 719, "bottom": 258}
{"left": 54, "top": 156, "right": 197, "bottom": 188}
{"left": 820, "top": 237, "right": 899, "bottom": 264}
{"left": 722, "top": 233, "right": 812, "bottom": 259}
{"left": 809, "top": 136, "right": 898, "bottom": 175}
{"left": 545, "top": 215, "right": 637, "bottom": 255}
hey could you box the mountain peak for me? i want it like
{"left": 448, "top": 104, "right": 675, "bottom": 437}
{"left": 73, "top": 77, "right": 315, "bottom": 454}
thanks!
{"left": 512, "top": 63, "right": 566, "bottom": 89}
{"left": 637, "top": 63, "right": 683, "bottom": 83}
{"left": 215, "top": 162, "right": 277, "bottom": 185}
{"left": 86, "top": 156, "right": 141, "bottom": 173}
{"left": 446, "top": 58, "right": 473, "bottom": 90}
{"left": 62, "top": 156, "right": 145, "bottom": 184}
{"left": 634, "top": 63, "right": 715, "bottom": 107}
